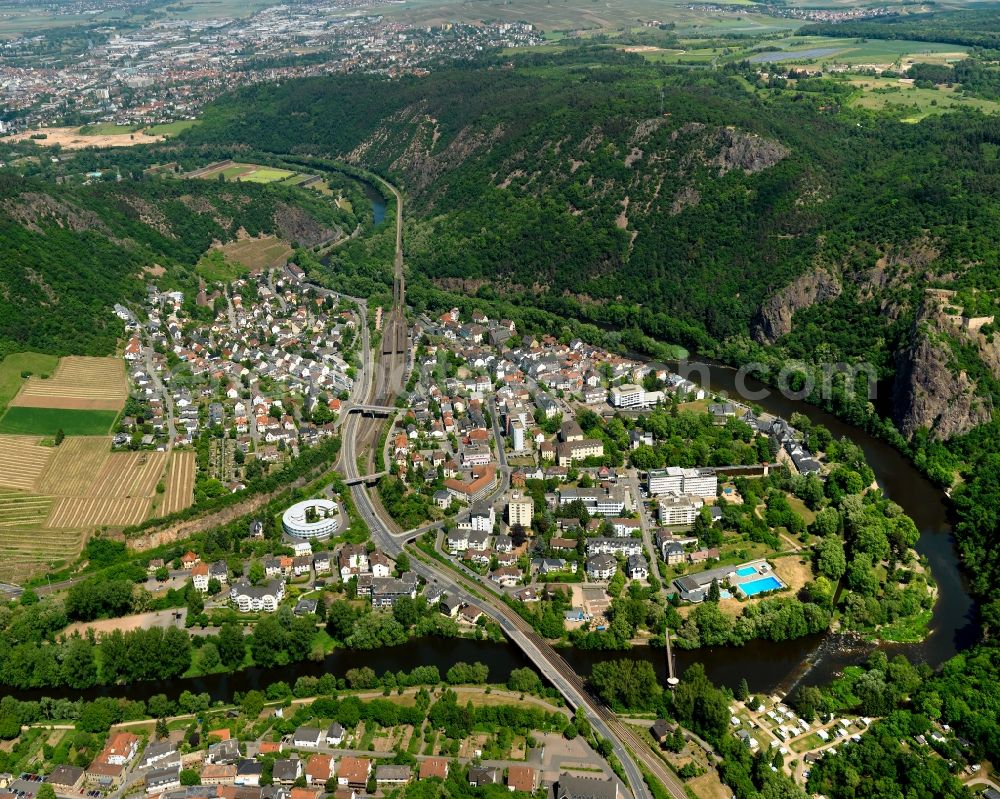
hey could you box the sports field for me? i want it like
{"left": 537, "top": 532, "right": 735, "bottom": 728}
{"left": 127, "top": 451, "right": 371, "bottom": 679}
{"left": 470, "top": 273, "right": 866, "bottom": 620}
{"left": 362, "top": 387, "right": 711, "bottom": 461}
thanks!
{"left": 196, "top": 162, "right": 296, "bottom": 184}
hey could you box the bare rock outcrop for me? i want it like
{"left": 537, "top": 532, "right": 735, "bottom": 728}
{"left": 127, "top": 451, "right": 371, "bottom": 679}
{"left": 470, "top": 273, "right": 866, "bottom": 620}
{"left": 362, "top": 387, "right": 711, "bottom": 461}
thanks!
{"left": 709, "top": 127, "right": 789, "bottom": 176}
{"left": 893, "top": 304, "right": 993, "bottom": 440}
{"left": 274, "top": 202, "right": 335, "bottom": 248}
{"left": 751, "top": 267, "right": 842, "bottom": 344}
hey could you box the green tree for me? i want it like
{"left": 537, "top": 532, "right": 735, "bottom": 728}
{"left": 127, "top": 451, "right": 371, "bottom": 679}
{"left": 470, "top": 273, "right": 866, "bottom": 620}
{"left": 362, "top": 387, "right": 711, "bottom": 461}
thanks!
{"left": 589, "top": 659, "right": 660, "bottom": 710}
{"left": 815, "top": 535, "right": 847, "bottom": 581}
{"left": 218, "top": 622, "right": 246, "bottom": 668}
{"left": 248, "top": 560, "right": 265, "bottom": 586}
{"left": 180, "top": 769, "right": 200, "bottom": 786}
{"left": 507, "top": 668, "right": 543, "bottom": 694}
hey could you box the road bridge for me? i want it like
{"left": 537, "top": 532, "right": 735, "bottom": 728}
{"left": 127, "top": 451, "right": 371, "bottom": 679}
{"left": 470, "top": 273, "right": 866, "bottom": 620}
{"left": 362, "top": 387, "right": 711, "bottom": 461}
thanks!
{"left": 344, "top": 472, "right": 387, "bottom": 486}
{"left": 334, "top": 169, "right": 685, "bottom": 799}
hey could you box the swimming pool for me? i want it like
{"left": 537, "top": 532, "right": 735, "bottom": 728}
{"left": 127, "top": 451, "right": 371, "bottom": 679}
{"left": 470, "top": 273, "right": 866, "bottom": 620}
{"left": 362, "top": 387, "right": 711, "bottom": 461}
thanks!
{"left": 736, "top": 566, "right": 759, "bottom": 577}
{"left": 741, "top": 576, "right": 782, "bottom": 596}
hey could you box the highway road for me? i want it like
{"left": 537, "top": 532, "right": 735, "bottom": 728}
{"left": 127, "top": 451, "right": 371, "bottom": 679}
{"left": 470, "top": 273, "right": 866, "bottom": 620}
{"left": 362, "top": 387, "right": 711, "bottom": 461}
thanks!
{"left": 334, "top": 175, "right": 690, "bottom": 799}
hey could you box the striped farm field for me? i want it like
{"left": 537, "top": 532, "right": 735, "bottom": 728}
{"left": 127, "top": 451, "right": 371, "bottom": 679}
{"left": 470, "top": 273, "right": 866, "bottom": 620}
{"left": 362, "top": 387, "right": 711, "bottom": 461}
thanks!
{"left": 10, "top": 356, "right": 127, "bottom": 411}
{"left": 0, "top": 526, "right": 85, "bottom": 583}
{"left": 158, "top": 451, "right": 195, "bottom": 515}
{"left": 91, "top": 451, "right": 168, "bottom": 498}
{"left": 37, "top": 437, "right": 112, "bottom": 496}
{"left": 46, "top": 496, "right": 151, "bottom": 528}
{"left": 0, "top": 435, "right": 54, "bottom": 491}
{"left": 0, "top": 489, "right": 54, "bottom": 527}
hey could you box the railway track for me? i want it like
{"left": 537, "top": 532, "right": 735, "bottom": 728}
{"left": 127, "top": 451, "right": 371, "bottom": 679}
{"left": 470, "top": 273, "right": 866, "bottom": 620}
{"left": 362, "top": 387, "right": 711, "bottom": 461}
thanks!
{"left": 340, "top": 171, "right": 687, "bottom": 799}
{"left": 407, "top": 545, "right": 688, "bottom": 799}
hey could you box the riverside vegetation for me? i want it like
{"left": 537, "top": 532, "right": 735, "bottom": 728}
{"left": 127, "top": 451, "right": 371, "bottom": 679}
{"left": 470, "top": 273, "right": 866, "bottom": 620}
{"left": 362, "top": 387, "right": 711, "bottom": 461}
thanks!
{"left": 1, "top": 34, "right": 999, "bottom": 799}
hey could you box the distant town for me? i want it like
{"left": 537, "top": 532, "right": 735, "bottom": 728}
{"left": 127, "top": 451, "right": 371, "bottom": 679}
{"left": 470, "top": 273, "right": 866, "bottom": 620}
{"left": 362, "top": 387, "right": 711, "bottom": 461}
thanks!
{"left": 0, "top": 0, "right": 540, "bottom": 132}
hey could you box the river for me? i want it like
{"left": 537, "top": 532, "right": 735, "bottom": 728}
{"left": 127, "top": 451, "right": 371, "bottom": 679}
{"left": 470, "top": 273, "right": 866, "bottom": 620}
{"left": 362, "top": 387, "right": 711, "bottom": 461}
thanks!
{"left": 360, "top": 180, "right": 386, "bottom": 226}
{"left": 312, "top": 183, "right": 975, "bottom": 692}
{"left": 556, "top": 358, "right": 977, "bottom": 695}
{"left": 15, "top": 358, "right": 975, "bottom": 705}
{"left": 8, "top": 197, "right": 977, "bottom": 704}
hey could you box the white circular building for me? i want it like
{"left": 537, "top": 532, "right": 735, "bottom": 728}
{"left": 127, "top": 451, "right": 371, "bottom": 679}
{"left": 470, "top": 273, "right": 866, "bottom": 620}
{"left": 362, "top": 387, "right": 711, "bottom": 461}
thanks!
{"left": 282, "top": 498, "right": 340, "bottom": 540}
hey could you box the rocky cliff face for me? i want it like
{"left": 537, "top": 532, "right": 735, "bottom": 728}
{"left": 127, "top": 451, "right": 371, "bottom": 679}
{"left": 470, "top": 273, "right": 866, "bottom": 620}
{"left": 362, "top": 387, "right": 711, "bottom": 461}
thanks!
{"left": 892, "top": 304, "right": 992, "bottom": 440}
{"left": 751, "top": 267, "right": 842, "bottom": 344}
{"left": 709, "top": 127, "right": 790, "bottom": 176}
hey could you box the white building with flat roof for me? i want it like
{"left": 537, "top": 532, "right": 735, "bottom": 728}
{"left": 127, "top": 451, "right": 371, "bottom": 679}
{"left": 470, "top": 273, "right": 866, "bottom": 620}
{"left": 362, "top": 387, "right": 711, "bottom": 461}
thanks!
{"left": 507, "top": 492, "right": 533, "bottom": 528}
{"left": 282, "top": 498, "right": 340, "bottom": 539}
{"left": 658, "top": 493, "right": 704, "bottom": 525}
{"left": 648, "top": 467, "right": 717, "bottom": 498}
{"left": 610, "top": 384, "right": 644, "bottom": 408}
{"left": 511, "top": 420, "right": 525, "bottom": 452}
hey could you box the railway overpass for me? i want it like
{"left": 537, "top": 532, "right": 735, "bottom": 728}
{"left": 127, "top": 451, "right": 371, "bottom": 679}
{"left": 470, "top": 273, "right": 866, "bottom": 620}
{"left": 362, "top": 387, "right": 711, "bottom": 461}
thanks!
{"left": 334, "top": 171, "right": 686, "bottom": 799}
{"left": 345, "top": 403, "right": 397, "bottom": 416}
{"left": 344, "top": 472, "right": 387, "bottom": 486}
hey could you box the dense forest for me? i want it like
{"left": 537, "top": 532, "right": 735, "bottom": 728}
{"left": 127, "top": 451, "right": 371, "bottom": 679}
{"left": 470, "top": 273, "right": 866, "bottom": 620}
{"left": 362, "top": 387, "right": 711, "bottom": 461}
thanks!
{"left": 181, "top": 49, "right": 1000, "bottom": 606}
{"left": 798, "top": 9, "right": 1000, "bottom": 50}
{"left": 2, "top": 37, "right": 1000, "bottom": 799}
{"left": 186, "top": 50, "right": 1000, "bottom": 343}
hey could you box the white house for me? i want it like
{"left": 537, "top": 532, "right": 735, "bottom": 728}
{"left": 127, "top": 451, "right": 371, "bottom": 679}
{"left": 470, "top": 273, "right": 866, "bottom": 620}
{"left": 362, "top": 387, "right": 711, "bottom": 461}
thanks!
{"left": 586, "top": 554, "right": 617, "bottom": 580}
{"left": 326, "top": 723, "right": 345, "bottom": 746}
{"left": 292, "top": 727, "right": 323, "bottom": 749}
{"left": 230, "top": 580, "right": 285, "bottom": 612}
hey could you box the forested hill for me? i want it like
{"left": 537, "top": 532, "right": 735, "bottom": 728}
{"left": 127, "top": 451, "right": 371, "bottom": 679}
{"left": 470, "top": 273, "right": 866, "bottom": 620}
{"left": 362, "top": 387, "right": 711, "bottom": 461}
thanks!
{"left": 187, "top": 49, "right": 1000, "bottom": 595}
{"left": 0, "top": 176, "right": 349, "bottom": 357}
{"left": 189, "top": 50, "right": 1000, "bottom": 423}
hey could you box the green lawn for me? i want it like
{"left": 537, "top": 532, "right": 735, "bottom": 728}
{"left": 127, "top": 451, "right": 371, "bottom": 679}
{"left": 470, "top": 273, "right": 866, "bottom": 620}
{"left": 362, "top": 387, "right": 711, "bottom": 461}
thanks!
{"left": 0, "top": 352, "right": 59, "bottom": 414}
{"left": 197, "top": 249, "right": 249, "bottom": 282}
{"left": 849, "top": 78, "right": 1000, "bottom": 122}
{"left": 220, "top": 164, "right": 254, "bottom": 179}
{"left": 241, "top": 167, "right": 295, "bottom": 184}
{"left": 145, "top": 120, "right": 199, "bottom": 137}
{"left": 0, "top": 407, "right": 117, "bottom": 436}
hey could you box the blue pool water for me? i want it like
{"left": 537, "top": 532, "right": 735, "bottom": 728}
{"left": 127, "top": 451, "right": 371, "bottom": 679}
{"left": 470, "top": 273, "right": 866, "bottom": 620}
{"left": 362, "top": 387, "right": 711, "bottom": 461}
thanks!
{"left": 736, "top": 566, "right": 759, "bottom": 577}
{"left": 741, "top": 576, "right": 782, "bottom": 596}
